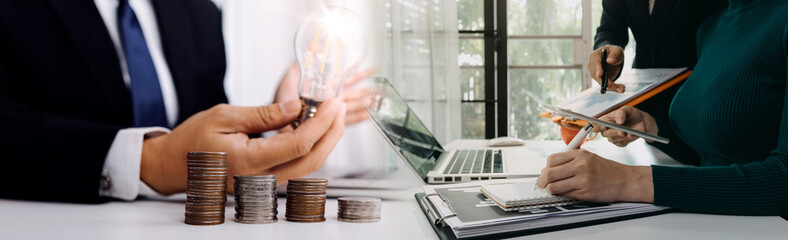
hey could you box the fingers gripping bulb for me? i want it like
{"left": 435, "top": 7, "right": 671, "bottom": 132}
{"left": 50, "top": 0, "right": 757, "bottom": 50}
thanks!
{"left": 292, "top": 6, "right": 367, "bottom": 128}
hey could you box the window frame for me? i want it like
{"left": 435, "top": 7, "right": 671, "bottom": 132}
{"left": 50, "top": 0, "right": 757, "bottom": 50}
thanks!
{"left": 459, "top": 0, "right": 593, "bottom": 139}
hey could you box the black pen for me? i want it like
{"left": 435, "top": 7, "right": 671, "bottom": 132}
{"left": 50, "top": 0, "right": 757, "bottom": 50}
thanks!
{"left": 600, "top": 48, "right": 609, "bottom": 94}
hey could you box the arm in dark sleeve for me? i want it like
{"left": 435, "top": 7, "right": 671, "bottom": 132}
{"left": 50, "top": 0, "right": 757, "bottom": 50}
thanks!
{"left": 650, "top": 44, "right": 788, "bottom": 216}
{"left": 594, "top": 0, "right": 629, "bottom": 50}
{"left": 594, "top": 0, "right": 628, "bottom": 79}
{"left": 637, "top": 83, "right": 701, "bottom": 166}
{"left": 0, "top": 55, "right": 121, "bottom": 203}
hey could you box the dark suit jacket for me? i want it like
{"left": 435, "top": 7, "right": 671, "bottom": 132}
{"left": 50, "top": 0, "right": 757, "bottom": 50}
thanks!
{"left": 0, "top": 0, "right": 227, "bottom": 203}
{"left": 595, "top": 0, "right": 727, "bottom": 68}
{"left": 593, "top": 0, "right": 727, "bottom": 165}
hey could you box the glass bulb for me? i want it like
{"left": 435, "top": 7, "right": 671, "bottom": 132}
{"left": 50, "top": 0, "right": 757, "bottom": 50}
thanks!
{"left": 292, "top": 6, "right": 368, "bottom": 128}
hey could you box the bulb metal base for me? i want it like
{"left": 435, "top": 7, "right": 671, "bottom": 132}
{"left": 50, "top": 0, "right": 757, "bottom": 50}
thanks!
{"left": 292, "top": 96, "right": 323, "bottom": 128}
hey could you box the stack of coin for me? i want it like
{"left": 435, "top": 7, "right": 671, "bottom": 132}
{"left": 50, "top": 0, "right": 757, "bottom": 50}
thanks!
{"left": 233, "top": 174, "right": 278, "bottom": 224}
{"left": 185, "top": 152, "right": 228, "bottom": 225}
{"left": 285, "top": 178, "right": 328, "bottom": 222}
{"left": 337, "top": 197, "right": 382, "bottom": 223}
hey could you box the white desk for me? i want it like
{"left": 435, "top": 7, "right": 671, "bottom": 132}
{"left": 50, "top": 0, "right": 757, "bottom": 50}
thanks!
{"left": 1, "top": 140, "right": 786, "bottom": 240}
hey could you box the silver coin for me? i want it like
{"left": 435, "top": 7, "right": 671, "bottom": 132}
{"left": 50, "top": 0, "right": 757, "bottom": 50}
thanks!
{"left": 234, "top": 189, "right": 277, "bottom": 193}
{"left": 236, "top": 209, "right": 277, "bottom": 213}
{"left": 236, "top": 206, "right": 277, "bottom": 211}
{"left": 235, "top": 209, "right": 277, "bottom": 213}
{"left": 235, "top": 197, "right": 277, "bottom": 201}
{"left": 236, "top": 202, "right": 277, "bottom": 207}
{"left": 338, "top": 209, "right": 381, "bottom": 214}
{"left": 236, "top": 200, "right": 278, "bottom": 204}
{"left": 338, "top": 197, "right": 381, "bottom": 203}
{"left": 235, "top": 216, "right": 277, "bottom": 220}
{"left": 235, "top": 197, "right": 277, "bottom": 202}
{"left": 234, "top": 177, "right": 276, "bottom": 181}
{"left": 338, "top": 206, "right": 381, "bottom": 211}
{"left": 234, "top": 192, "right": 277, "bottom": 197}
{"left": 235, "top": 184, "right": 276, "bottom": 187}
{"left": 338, "top": 211, "right": 380, "bottom": 217}
{"left": 234, "top": 175, "right": 276, "bottom": 179}
{"left": 236, "top": 212, "right": 278, "bottom": 217}
{"left": 234, "top": 186, "right": 276, "bottom": 191}
{"left": 235, "top": 192, "right": 277, "bottom": 196}
{"left": 235, "top": 219, "right": 277, "bottom": 224}
{"left": 337, "top": 217, "right": 381, "bottom": 223}
{"left": 338, "top": 204, "right": 380, "bottom": 208}
{"left": 235, "top": 179, "right": 276, "bottom": 182}
{"left": 234, "top": 217, "right": 277, "bottom": 221}
{"left": 236, "top": 207, "right": 278, "bottom": 212}
{"left": 339, "top": 214, "right": 381, "bottom": 219}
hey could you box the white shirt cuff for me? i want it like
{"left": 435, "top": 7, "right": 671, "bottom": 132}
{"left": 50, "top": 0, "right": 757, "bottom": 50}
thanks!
{"left": 99, "top": 127, "right": 171, "bottom": 200}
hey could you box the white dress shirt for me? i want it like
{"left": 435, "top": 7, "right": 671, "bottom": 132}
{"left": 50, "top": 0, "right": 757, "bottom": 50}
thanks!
{"left": 649, "top": 0, "right": 655, "bottom": 15}
{"left": 94, "top": 0, "right": 179, "bottom": 200}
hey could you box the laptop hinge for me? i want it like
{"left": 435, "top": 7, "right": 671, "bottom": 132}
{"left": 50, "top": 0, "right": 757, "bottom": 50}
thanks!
{"left": 433, "top": 151, "right": 448, "bottom": 171}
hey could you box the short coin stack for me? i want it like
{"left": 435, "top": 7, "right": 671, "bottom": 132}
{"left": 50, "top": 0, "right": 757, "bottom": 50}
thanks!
{"left": 337, "top": 197, "right": 382, "bottom": 223}
{"left": 285, "top": 178, "right": 328, "bottom": 222}
{"left": 233, "top": 174, "right": 278, "bottom": 224}
{"left": 185, "top": 152, "right": 228, "bottom": 225}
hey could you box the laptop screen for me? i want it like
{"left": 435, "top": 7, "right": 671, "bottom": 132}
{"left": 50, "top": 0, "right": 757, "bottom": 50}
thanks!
{"left": 365, "top": 77, "right": 445, "bottom": 179}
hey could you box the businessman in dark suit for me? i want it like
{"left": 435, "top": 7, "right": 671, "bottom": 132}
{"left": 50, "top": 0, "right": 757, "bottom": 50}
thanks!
{"left": 0, "top": 0, "right": 345, "bottom": 203}
{"left": 578, "top": 0, "right": 727, "bottom": 161}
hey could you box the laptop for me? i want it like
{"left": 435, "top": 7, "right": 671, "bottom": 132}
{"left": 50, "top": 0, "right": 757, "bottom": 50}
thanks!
{"left": 366, "top": 77, "right": 544, "bottom": 184}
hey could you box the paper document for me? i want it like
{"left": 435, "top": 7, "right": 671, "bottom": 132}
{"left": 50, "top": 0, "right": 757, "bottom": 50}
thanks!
{"left": 419, "top": 178, "right": 669, "bottom": 239}
{"left": 557, "top": 68, "right": 687, "bottom": 117}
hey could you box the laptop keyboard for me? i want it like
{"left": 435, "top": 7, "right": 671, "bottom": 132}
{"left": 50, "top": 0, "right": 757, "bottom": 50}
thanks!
{"left": 443, "top": 149, "right": 503, "bottom": 174}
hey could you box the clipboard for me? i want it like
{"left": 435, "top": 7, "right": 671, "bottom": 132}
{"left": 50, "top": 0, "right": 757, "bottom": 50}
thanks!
{"left": 414, "top": 192, "right": 672, "bottom": 240}
{"left": 545, "top": 105, "right": 669, "bottom": 144}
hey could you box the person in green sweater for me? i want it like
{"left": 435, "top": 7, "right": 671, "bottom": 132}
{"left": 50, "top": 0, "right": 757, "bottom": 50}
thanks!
{"left": 536, "top": 0, "right": 788, "bottom": 216}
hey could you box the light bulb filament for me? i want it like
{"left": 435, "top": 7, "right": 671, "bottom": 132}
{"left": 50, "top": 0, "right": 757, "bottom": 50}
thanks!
{"left": 335, "top": 38, "right": 343, "bottom": 77}
{"left": 305, "top": 28, "right": 323, "bottom": 69}
{"left": 318, "top": 35, "right": 332, "bottom": 74}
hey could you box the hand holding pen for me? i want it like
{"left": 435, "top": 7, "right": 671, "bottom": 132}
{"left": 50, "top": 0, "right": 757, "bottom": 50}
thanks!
{"left": 562, "top": 123, "right": 594, "bottom": 152}
{"left": 535, "top": 123, "right": 593, "bottom": 191}
{"left": 534, "top": 120, "right": 654, "bottom": 202}
{"left": 587, "top": 45, "right": 626, "bottom": 93}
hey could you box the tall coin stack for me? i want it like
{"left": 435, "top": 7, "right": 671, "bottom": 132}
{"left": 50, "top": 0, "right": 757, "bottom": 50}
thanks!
{"left": 185, "top": 152, "right": 228, "bottom": 225}
{"left": 337, "top": 197, "right": 382, "bottom": 223}
{"left": 285, "top": 178, "right": 328, "bottom": 222}
{"left": 233, "top": 174, "right": 278, "bottom": 224}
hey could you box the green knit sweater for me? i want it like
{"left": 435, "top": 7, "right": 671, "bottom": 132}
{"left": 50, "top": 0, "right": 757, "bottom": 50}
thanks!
{"left": 653, "top": 0, "right": 788, "bottom": 215}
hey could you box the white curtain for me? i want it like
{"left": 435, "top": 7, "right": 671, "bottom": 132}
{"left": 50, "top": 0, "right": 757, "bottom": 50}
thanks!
{"left": 380, "top": 0, "right": 462, "bottom": 144}
{"left": 221, "top": 0, "right": 460, "bottom": 179}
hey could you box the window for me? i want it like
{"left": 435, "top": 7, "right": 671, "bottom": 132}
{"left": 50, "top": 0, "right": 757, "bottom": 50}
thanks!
{"left": 458, "top": 0, "right": 624, "bottom": 140}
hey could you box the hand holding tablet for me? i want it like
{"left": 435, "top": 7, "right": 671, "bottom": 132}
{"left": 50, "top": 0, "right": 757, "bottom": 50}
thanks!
{"left": 544, "top": 105, "right": 669, "bottom": 144}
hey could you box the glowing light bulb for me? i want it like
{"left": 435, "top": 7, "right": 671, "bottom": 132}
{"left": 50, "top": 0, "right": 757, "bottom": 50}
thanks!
{"left": 292, "top": 6, "right": 368, "bottom": 128}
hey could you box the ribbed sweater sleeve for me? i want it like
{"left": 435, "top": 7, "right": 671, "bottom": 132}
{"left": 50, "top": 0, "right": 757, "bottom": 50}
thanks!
{"left": 652, "top": 155, "right": 788, "bottom": 215}
{"left": 651, "top": 22, "right": 788, "bottom": 216}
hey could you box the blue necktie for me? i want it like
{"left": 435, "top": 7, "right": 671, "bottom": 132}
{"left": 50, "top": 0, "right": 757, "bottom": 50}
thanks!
{"left": 118, "top": 0, "right": 168, "bottom": 127}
